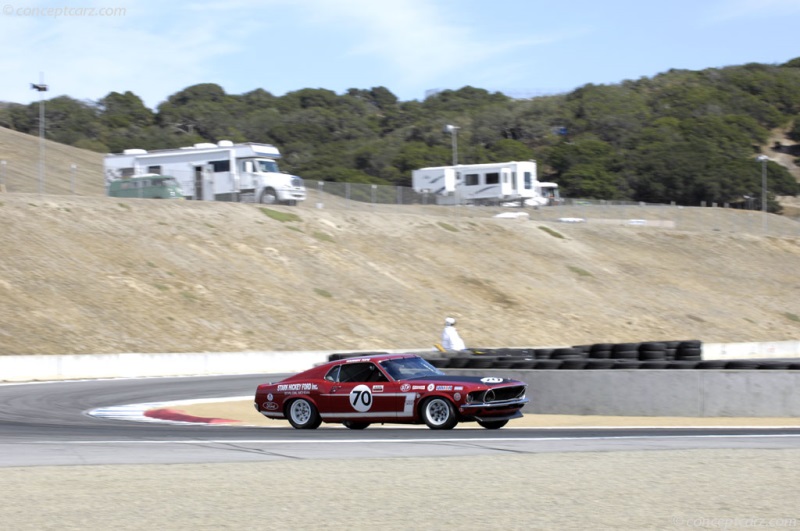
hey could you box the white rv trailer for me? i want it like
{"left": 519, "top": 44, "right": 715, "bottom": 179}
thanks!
{"left": 103, "top": 141, "right": 306, "bottom": 205}
{"left": 411, "top": 160, "right": 559, "bottom": 206}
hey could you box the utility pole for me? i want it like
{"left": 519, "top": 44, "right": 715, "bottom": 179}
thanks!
{"left": 31, "top": 73, "right": 48, "bottom": 194}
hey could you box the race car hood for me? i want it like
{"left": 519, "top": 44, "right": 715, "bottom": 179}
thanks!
{"left": 403, "top": 375, "right": 520, "bottom": 386}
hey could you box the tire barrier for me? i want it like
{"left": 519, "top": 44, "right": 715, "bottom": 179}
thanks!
{"left": 329, "top": 343, "right": 800, "bottom": 371}
{"left": 419, "top": 340, "right": 800, "bottom": 371}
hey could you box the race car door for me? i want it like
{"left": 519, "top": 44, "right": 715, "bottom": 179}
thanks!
{"left": 322, "top": 361, "right": 400, "bottom": 420}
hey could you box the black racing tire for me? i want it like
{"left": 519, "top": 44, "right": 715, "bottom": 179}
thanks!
{"left": 259, "top": 187, "right": 278, "bottom": 204}
{"left": 421, "top": 397, "right": 458, "bottom": 430}
{"left": 477, "top": 419, "right": 509, "bottom": 429}
{"left": 286, "top": 398, "right": 322, "bottom": 429}
{"left": 342, "top": 421, "right": 371, "bottom": 430}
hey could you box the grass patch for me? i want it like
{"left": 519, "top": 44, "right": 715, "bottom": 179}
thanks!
{"left": 259, "top": 207, "right": 301, "bottom": 223}
{"left": 567, "top": 265, "right": 592, "bottom": 277}
{"left": 782, "top": 312, "right": 800, "bottom": 323}
{"left": 312, "top": 231, "right": 335, "bottom": 243}
{"left": 146, "top": 261, "right": 157, "bottom": 268}
{"left": 314, "top": 288, "right": 333, "bottom": 298}
{"left": 286, "top": 225, "right": 303, "bottom": 233}
{"left": 687, "top": 314, "right": 706, "bottom": 323}
{"left": 437, "top": 221, "right": 458, "bottom": 232}
{"left": 154, "top": 284, "right": 169, "bottom": 292}
{"left": 181, "top": 291, "right": 199, "bottom": 301}
{"left": 538, "top": 226, "right": 564, "bottom": 239}
{"left": 117, "top": 203, "right": 131, "bottom": 210}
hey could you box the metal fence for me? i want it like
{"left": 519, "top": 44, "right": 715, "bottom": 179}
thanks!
{"left": 1, "top": 161, "right": 798, "bottom": 237}
{"left": 298, "top": 180, "right": 800, "bottom": 238}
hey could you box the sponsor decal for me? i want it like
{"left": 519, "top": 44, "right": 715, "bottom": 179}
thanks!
{"left": 345, "top": 358, "right": 371, "bottom": 363}
{"left": 454, "top": 392, "right": 462, "bottom": 401}
{"left": 400, "top": 383, "right": 411, "bottom": 392}
{"left": 372, "top": 385, "right": 384, "bottom": 392}
{"left": 264, "top": 402, "right": 279, "bottom": 411}
{"left": 349, "top": 384, "right": 373, "bottom": 412}
{"left": 480, "top": 377, "right": 504, "bottom": 384}
{"left": 426, "top": 383, "right": 435, "bottom": 392}
{"left": 267, "top": 393, "right": 273, "bottom": 401}
{"left": 277, "top": 383, "right": 319, "bottom": 392}
{"left": 436, "top": 385, "right": 453, "bottom": 391}
{"left": 454, "top": 386, "right": 464, "bottom": 391}
{"left": 412, "top": 385, "right": 426, "bottom": 390}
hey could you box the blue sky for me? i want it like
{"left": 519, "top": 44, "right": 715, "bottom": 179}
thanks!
{"left": 2, "top": 0, "right": 800, "bottom": 110}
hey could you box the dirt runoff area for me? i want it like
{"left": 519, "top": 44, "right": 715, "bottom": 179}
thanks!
{"left": 1, "top": 450, "right": 798, "bottom": 530}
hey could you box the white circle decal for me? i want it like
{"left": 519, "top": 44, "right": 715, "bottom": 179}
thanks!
{"left": 427, "top": 383, "right": 435, "bottom": 392}
{"left": 481, "top": 377, "right": 504, "bottom": 384}
{"left": 349, "top": 384, "right": 373, "bottom": 412}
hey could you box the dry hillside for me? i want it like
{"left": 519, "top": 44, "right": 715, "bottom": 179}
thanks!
{"left": 2, "top": 192, "right": 800, "bottom": 356}
{"left": 2, "top": 126, "right": 800, "bottom": 356}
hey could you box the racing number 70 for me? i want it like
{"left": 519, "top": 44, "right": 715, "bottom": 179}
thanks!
{"left": 351, "top": 389, "right": 372, "bottom": 407}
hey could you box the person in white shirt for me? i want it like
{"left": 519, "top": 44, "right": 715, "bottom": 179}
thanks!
{"left": 441, "top": 316, "right": 466, "bottom": 351}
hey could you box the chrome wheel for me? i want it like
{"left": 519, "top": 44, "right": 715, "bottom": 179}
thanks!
{"left": 422, "top": 397, "right": 457, "bottom": 430}
{"left": 286, "top": 398, "right": 321, "bottom": 429}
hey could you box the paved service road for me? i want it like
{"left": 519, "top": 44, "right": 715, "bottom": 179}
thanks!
{"left": 2, "top": 374, "right": 800, "bottom": 467}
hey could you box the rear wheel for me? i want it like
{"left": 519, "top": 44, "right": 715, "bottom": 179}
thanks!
{"left": 342, "top": 421, "right": 370, "bottom": 430}
{"left": 421, "top": 397, "right": 457, "bottom": 430}
{"left": 477, "top": 419, "right": 508, "bottom": 430}
{"left": 286, "top": 398, "right": 321, "bottom": 429}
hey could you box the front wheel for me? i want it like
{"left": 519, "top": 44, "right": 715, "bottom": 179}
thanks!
{"left": 286, "top": 398, "right": 321, "bottom": 429}
{"left": 259, "top": 187, "right": 278, "bottom": 204}
{"left": 421, "top": 397, "right": 458, "bottom": 430}
{"left": 477, "top": 419, "right": 508, "bottom": 430}
{"left": 342, "top": 421, "right": 370, "bottom": 430}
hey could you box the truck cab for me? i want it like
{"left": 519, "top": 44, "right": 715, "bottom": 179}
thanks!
{"left": 240, "top": 158, "right": 306, "bottom": 205}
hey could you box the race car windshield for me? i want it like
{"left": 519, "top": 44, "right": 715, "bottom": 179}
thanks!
{"left": 380, "top": 357, "right": 444, "bottom": 380}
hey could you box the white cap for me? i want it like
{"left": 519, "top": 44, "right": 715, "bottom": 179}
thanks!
{"left": 444, "top": 317, "right": 456, "bottom": 326}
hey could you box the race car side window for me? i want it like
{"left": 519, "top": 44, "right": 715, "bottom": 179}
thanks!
{"left": 338, "top": 362, "right": 388, "bottom": 383}
{"left": 324, "top": 365, "right": 340, "bottom": 382}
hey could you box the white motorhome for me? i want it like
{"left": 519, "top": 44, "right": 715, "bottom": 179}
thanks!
{"left": 411, "top": 160, "right": 560, "bottom": 206}
{"left": 104, "top": 141, "right": 306, "bottom": 205}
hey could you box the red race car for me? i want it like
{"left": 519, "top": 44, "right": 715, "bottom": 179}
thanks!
{"left": 254, "top": 353, "right": 528, "bottom": 430}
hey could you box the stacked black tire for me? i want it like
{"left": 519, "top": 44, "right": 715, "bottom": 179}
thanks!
{"left": 333, "top": 343, "right": 800, "bottom": 371}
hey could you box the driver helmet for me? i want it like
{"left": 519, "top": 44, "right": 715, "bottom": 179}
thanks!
{"left": 444, "top": 317, "right": 456, "bottom": 326}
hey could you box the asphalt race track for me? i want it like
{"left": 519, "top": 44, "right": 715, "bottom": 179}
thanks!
{"left": 2, "top": 374, "right": 800, "bottom": 468}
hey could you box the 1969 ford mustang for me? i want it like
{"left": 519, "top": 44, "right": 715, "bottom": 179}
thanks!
{"left": 254, "top": 353, "right": 528, "bottom": 430}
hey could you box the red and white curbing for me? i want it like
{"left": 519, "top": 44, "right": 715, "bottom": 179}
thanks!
{"left": 88, "top": 396, "right": 250, "bottom": 425}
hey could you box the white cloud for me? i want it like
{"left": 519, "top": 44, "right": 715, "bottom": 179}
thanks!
{"left": 295, "top": 0, "right": 578, "bottom": 92}
{"left": 702, "top": 0, "right": 800, "bottom": 22}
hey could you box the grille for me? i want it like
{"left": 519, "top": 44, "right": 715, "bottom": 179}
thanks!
{"left": 470, "top": 385, "right": 526, "bottom": 403}
{"left": 490, "top": 385, "right": 526, "bottom": 401}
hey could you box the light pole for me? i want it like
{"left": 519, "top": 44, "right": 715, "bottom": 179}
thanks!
{"left": 757, "top": 155, "right": 768, "bottom": 231}
{"left": 444, "top": 124, "right": 460, "bottom": 166}
{"left": 31, "top": 74, "right": 48, "bottom": 194}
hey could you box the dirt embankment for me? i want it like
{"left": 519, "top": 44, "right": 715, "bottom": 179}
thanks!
{"left": 1, "top": 192, "right": 800, "bottom": 356}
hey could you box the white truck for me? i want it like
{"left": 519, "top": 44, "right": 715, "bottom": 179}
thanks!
{"left": 103, "top": 141, "right": 306, "bottom": 205}
{"left": 411, "top": 160, "right": 560, "bottom": 207}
